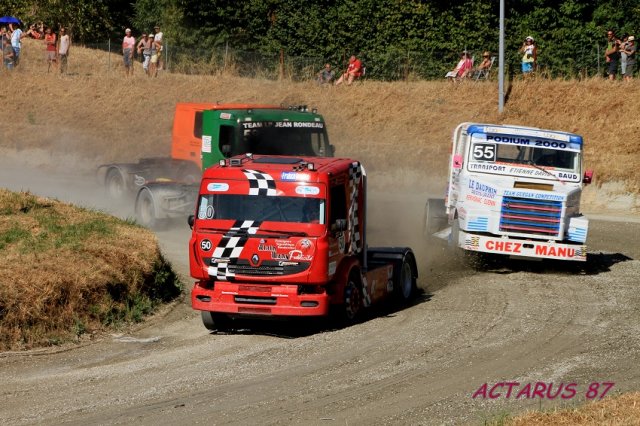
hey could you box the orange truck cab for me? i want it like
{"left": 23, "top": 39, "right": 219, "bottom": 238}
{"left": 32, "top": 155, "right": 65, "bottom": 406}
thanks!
{"left": 189, "top": 154, "right": 418, "bottom": 330}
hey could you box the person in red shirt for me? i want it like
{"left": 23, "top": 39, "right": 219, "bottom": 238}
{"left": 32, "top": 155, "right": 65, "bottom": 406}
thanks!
{"left": 335, "top": 55, "right": 362, "bottom": 86}
{"left": 44, "top": 27, "right": 57, "bottom": 72}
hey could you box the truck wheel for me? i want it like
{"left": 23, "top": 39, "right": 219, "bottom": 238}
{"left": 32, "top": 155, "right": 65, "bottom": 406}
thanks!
{"left": 105, "top": 168, "right": 126, "bottom": 200}
{"left": 201, "top": 311, "right": 231, "bottom": 332}
{"left": 343, "top": 274, "right": 363, "bottom": 323}
{"left": 136, "top": 188, "right": 161, "bottom": 229}
{"left": 394, "top": 253, "right": 417, "bottom": 303}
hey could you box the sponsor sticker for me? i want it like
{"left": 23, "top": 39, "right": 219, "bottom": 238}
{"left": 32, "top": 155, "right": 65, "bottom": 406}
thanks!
{"left": 202, "top": 135, "right": 212, "bottom": 153}
{"left": 207, "top": 182, "right": 229, "bottom": 192}
{"left": 281, "top": 171, "right": 298, "bottom": 181}
{"left": 219, "top": 112, "right": 232, "bottom": 120}
{"left": 295, "top": 185, "right": 320, "bottom": 195}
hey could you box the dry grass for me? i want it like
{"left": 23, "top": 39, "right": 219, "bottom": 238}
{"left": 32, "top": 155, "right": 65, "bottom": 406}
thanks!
{"left": 0, "top": 189, "right": 181, "bottom": 350}
{"left": 1, "top": 39, "right": 639, "bottom": 192}
{"left": 503, "top": 392, "right": 640, "bottom": 425}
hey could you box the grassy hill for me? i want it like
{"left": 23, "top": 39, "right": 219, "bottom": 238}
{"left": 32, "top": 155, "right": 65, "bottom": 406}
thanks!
{"left": 0, "top": 189, "right": 181, "bottom": 350}
{"left": 2, "top": 39, "right": 639, "bottom": 195}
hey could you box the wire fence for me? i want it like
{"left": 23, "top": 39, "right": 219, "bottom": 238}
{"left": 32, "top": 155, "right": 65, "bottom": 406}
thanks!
{"left": 48, "top": 40, "right": 628, "bottom": 81}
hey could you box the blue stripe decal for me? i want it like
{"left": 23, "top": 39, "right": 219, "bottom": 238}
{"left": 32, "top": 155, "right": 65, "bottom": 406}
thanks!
{"left": 467, "top": 217, "right": 489, "bottom": 232}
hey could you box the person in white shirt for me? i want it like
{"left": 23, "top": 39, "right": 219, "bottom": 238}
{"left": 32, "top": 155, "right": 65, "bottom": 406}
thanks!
{"left": 10, "top": 23, "right": 24, "bottom": 66}
{"left": 153, "top": 25, "right": 163, "bottom": 70}
{"left": 57, "top": 27, "right": 70, "bottom": 74}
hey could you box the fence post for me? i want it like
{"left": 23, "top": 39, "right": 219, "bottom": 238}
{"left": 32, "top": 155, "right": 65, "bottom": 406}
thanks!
{"left": 596, "top": 43, "right": 600, "bottom": 76}
{"left": 166, "top": 41, "right": 169, "bottom": 72}
{"left": 108, "top": 38, "right": 111, "bottom": 73}
{"left": 224, "top": 41, "right": 229, "bottom": 72}
{"left": 279, "top": 49, "right": 284, "bottom": 80}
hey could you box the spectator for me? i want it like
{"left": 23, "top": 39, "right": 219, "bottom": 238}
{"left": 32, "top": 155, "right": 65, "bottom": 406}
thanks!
{"left": 335, "top": 55, "right": 362, "bottom": 86}
{"left": 44, "top": 27, "right": 57, "bottom": 72}
{"left": 620, "top": 34, "right": 629, "bottom": 78}
{"left": 122, "top": 28, "right": 135, "bottom": 77}
{"left": 57, "top": 27, "right": 70, "bottom": 74}
{"left": 1, "top": 26, "right": 7, "bottom": 44}
{"left": 137, "top": 32, "right": 152, "bottom": 75}
{"left": 153, "top": 25, "right": 164, "bottom": 71}
{"left": 316, "top": 63, "right": 335, "bottom": 84}
{"left": 519, "top": 36, "right": 537, "bottom": 77}
{"left": 26, "top": 24, "right": 42, "bottom": 39}
{"left": 149, "top": 34, "right": 161, "bottom": 77}
{"left": 10, "top": 23, "right": 24, "bottom": 66}
{"left": 622, "top": 35, "right": 636, "bottom": 81}
{"left": 3, "top": 36, "right": 14, "bottom": 70}
{"left": 605, "top": 30, "right": 621, "bottom": 80}
{"left": 445, "top": 52, "right": 473, "bottom": 82}
{"left": 477, "top": 51, "right": 492, "bottom": 71}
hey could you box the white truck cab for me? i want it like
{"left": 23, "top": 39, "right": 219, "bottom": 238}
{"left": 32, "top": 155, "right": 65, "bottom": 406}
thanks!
{"left": 425, "top": 123, "right": 592, "bottom": 261}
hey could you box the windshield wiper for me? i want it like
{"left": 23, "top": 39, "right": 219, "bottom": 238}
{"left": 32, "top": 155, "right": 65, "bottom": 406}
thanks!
{"left": 257, "top": 228, "right": 308, "bottom": 237}
{"left": 525, "top": 160, "right": 564, "bottom": 184}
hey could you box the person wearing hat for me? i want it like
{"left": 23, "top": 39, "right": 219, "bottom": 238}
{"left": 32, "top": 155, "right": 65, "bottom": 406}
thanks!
{"left": 519, "top": 36, "right": 537, "bottom": 77}
{"left": 622, "top": 35, "right": 636, "bottom": 81}
{"left": 122, "top": 28, "right": 136, "bottom": 77}
{"left": 137, "top": 32, "right": 152, "bottom": 75}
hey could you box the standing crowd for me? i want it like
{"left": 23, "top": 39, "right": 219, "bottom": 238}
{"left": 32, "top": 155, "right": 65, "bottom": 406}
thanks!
{"left": 2, "top": 22, "right": 71, "bottom": 73}
{"left": 605, "top": 30, "right": 636, "bottom": 81}
{"left": 122, "top": 25, "right": 164, "bottom": 77}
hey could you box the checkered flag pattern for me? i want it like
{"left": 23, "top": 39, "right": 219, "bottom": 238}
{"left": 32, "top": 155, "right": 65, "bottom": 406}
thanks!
{"left": 207, "top": 220, "right": 262, "bottom": 281}
{"left": 347, "top": 162, "right": 363, "bottom": 254}
{"left": 243, "top": 169, "right": 277, "bottom": 196}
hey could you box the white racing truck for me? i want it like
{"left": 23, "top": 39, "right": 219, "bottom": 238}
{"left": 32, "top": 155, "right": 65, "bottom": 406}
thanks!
{"left": 424, "top": 123, "right": 593, "bottom": 262}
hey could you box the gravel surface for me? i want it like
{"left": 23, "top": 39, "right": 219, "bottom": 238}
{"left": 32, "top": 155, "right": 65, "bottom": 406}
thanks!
{"left": 1, "top": 161, "right": 639, "bottom": 425}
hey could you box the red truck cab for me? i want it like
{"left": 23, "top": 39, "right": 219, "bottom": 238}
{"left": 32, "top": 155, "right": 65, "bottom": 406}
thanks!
{"left": 189, "top": 155, "right": 418, "bottom": 330}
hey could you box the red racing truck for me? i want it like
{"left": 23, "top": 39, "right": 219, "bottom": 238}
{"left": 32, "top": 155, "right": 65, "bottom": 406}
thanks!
{"left": 188, "top": 155, "right": 418, "bottom": 330}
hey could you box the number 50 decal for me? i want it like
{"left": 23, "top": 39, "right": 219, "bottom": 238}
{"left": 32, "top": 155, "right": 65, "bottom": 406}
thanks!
{"left": 473, "top": 143, "right": 497, "bottom": 161}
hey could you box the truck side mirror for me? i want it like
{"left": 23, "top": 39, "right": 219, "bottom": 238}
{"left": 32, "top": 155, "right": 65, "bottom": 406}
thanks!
{"left": 221, "top": 144, "right": 231, "bottom": 157}
{"left": 331, "top": 219, "right": 347, "bottom": 233}
{"left": 583, "top": 169, "right": 593, "bottom": 185}
{"left": 188, "top": 214, "right": 195, "bottom": 229}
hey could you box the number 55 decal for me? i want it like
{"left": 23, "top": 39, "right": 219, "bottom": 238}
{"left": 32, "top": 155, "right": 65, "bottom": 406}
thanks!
{"left": 473, "top": 143, "right": 497, "bottom": 161}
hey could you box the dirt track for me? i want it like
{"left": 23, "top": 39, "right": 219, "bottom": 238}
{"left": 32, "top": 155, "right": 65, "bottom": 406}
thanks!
{"left": 1, "top": 159, "right": 640, "bottom": 425}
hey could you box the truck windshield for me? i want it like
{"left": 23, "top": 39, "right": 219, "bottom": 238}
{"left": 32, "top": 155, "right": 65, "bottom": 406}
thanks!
{"left": 468, "top": 136, "right": 581, "bottom": 181}
{"left": 197, "top": 194, "right": 326, "bottom": 225}
{"left": 236, "top": 122, "right": 330, "bottom": 157}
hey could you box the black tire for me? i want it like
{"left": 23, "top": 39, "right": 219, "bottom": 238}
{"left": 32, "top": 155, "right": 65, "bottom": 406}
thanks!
{"left": 201, "top": 311, "right": 231, "bottom": 332}
{"left": 135, "top": 188, "right": 160, "bottom": 229}
{"left": 394, "top": 253, "right": 418, "bottom": 303}
{"left": 105, "top": 168, "right": 127, "bottom": 200}
{"left": 342, "top": 273, "right": 363, "bottom": 324}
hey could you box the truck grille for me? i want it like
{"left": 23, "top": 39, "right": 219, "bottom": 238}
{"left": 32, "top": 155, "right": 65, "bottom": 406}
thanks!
{"left": 206, "top": 259, "right": 309, "bottom": 276}
{"left": 499, "top": 196, "right": 562, "bottom": 237}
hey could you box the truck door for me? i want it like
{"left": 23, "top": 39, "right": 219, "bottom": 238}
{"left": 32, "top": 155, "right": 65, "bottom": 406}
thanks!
{"left": 201, "top": 111, "right": 238, "bottom": 170}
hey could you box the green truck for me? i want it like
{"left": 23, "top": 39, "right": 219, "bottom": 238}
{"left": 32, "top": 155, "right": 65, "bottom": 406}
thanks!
{"left": 98, "top": 103, "right": 333, "bottom": 228}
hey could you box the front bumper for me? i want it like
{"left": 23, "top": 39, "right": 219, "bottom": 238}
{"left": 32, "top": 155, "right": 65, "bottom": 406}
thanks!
{"left": 460, "top": 230, "right": 587, "bottom": 261}
{"left": 191, "top": 281, "right": 330, "bottom": 317}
